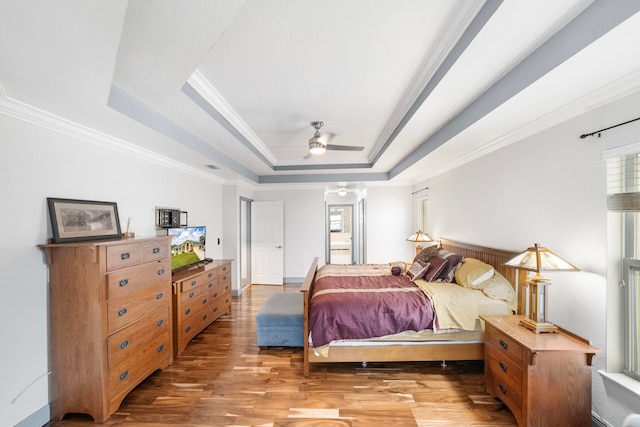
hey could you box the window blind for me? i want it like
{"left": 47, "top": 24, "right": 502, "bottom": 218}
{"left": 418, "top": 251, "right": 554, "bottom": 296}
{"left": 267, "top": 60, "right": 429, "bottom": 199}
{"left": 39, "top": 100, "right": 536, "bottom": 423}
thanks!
{"left": 607, "top": 154, "right": 640, "bottom": 211}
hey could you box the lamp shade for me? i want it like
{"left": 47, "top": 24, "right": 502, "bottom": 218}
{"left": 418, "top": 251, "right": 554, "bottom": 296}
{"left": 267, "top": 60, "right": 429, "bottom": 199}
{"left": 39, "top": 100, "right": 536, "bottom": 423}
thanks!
{"left": 309, "top": 132, "right": 326, "bottom": 154}
{"left": 406, "top": 231, "right": 431, "bottom": 243}
{"left": 504, "top": 243, "right": 578, "bottom": 273}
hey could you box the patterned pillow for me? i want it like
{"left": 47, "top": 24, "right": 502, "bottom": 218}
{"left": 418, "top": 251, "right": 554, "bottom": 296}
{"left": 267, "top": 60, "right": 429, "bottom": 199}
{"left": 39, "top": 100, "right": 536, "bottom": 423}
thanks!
{"left": 413, "top": 244, "right": 439, "bottom": 264}
{"left": 406, "top": 260, "right": 430, "bottom": 281}
{"left": 423, "top": 256, "right": 448, "bottom": 282}
{"left": 436, "top": 249, "right": 464, "bottom": 282}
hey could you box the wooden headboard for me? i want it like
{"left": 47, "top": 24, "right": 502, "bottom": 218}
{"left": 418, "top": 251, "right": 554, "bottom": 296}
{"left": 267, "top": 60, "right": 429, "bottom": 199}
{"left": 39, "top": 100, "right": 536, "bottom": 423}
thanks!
{"left": 439, "top": 239, "right": 527, "bottom": 314}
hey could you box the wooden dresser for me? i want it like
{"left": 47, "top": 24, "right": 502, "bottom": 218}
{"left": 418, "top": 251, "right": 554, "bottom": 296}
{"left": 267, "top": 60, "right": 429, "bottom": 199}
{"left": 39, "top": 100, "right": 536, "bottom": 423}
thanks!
{"left": 39, "top": 236, "right": 173, "bottom": 423}
{"left": 171, "top": 260, "right": 232, "bottom": 356}
{"left": 480, "top": 315, "right": 600, "bottom": 427}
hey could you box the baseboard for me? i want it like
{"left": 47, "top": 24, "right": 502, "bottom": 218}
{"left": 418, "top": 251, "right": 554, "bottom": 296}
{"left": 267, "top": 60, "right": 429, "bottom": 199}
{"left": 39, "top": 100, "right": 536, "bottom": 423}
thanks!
{"left": 14, "top": 404, "right": 50, "bottom": 427}
{"left": 593, "top": 412, "right": 610, "bottom": 427}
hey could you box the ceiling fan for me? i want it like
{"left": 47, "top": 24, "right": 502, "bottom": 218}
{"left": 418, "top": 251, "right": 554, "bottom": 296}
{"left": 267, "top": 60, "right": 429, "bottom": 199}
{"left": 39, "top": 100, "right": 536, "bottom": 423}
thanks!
{"left": 308, "top": 121, "right": 365, "bottom": 155}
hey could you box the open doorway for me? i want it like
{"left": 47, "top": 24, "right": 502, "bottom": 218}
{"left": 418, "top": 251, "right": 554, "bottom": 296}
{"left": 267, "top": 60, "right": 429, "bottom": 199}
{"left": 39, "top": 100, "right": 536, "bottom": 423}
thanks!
{"left": 328, "top": 204, "right": 353, "bottom": 264}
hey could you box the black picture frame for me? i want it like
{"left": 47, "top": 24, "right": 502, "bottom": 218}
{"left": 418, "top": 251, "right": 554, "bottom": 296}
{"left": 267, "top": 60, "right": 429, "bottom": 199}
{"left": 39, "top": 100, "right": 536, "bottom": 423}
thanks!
{"left": 47, "top": 197, "right": 122, "bottom": 243}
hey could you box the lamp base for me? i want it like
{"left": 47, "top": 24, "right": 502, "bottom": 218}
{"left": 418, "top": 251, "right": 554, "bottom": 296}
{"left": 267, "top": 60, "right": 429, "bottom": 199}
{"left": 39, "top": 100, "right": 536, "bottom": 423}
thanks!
{"left": 519, "top": 317, "right": 559, "bottom": 334}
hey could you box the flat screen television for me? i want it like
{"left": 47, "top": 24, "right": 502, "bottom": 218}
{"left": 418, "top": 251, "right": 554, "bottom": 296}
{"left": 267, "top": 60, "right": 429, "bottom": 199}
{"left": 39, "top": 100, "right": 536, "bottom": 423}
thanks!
{"left": 167, "top": 226, "right": 206, "bottom": 271}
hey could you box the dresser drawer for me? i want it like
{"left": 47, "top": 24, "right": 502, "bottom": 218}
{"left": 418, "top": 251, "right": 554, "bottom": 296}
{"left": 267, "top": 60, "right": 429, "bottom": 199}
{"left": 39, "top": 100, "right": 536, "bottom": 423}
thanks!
{"left": 178, "top": 291, "right": 214, "bottom": 324}
{"left": 141, "top": 239, "right": 169, "bottom": 263}
{"left": 107, "top": 305, "right": 170, "bottom": 369}
{"left": 179, "top": 308, "right": 213, "bottom": 345}
{"left": 108, "top": 332, "right": 170, "bottom": 403}
{"left": 210, "top": 293, "right": 231, "bottom": 319}
{"left": 485, "top": 325, "right": 524, "bottom": 367}
{"left": 106, "top": 243, "right": 141, "bottom": 272}
{"left": 107, "top": 260, "right": 170, "bottom": 300}
{"left": 107, "top": 283, "right": 170, "bottom": 333}
{"left": 210, "top": 280, "right": 229, "bottom": 302}
{"left": 178, "top": 270, "right": 216, "bottom": 293}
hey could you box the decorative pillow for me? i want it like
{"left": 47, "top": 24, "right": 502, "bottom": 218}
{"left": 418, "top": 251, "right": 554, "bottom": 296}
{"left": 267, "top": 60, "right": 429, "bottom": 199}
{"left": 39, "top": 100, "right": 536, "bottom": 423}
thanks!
{"left": 406, "top": 260, "right": 430, "bottom": 281}
{"left": 389, "top": 261, "right": 407, "bottom": 275}
{"left": 423, "top": 256, "right": 448, "bottom": 282}
{"left": 391, "top": 266, "right": 402, "bottom": 276}
{"left": 455, "top": 258, "right": 495, "bottom": 288}
{"left": 435, "top": 249, "right": 464, "bottom": 282}
{"left": 413, "top": 244, "right": 439, "bottom": 264}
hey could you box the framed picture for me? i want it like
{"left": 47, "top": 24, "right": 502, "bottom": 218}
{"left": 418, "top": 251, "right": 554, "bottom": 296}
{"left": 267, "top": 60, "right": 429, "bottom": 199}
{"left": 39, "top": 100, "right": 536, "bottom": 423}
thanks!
{"left": 47, "top": 198, "right": 122, "bottom": 243}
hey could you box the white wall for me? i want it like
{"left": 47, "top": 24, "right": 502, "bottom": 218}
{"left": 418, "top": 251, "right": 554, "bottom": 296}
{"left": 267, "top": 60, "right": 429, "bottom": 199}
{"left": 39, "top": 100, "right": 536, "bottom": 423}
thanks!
{"left": 419, "top": 90, "right": 640, "bottom": 426}
{"left": 0, "top": 114, "right": 224, "bottom": 427}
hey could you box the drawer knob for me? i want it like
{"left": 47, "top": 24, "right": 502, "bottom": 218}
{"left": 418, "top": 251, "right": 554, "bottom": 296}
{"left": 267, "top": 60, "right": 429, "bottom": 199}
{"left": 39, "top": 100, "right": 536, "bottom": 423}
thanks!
{"left": 185, "top": 308, "right": 191, "bottom": 315}
{"left": 208, "top": 283, "right": 213, "bottom": 288}
{"left": 153, "top": 247, "right": 160, "bottom": 254}
{"left": 225, "top": 285, "right": 229, "bottom": 291}
{"left": 203, "top": 314, "right": 208, "bottom": 321}
{"left": 157, "top": 268, "right": 165, "bottom": 276}
{"left": 208, "top": 273, "right": 213, "bottom": 278}
{"left": 213, "top": 307, "right": 218, "bottom": 313}
{"left": 223, "top": 266, "right": 227, "bottom": 271}
{"left": 225, "top": 298, "right": 229, "bottom": 304}
{"left": 157, "top": 344, "right": 164, "bottom": 353}
{"left": 499, "top": 339, "right": 508, "bottom": 350}
{"left": 157, "top": 319, "right": 164, "bottom": 327}
{"left": 499, "top": 361, "right": 507, "bottom": 372}
{"left": 119, "top": 279, "right": 129, "bottom": 287}
{"left": 189, "top": 292, "right": 195, "bottom": 298}
{"left": 121, "top": 252, "right": 130, "bottom": 260}
{"left": 223, "top": 275, "right": 227, "bottom": 281}
{"left": 498, "top": 384, "right": 507, "bottom": 395}
{"left": 202, "top": 299, "right": 208, "bottom": 304}
{"left": 118, "top": 307, "right": 128, "bottom": 317}
{"left": 186, "top": 326, "right": 191, "bottom": 333}
{"left": 119, "top": 370, "right": 129, "bottom": 381}
{"left": 156, "top": 293, "right": 164, "bottom": 300}
{"left": 213, "top": 292, "right": 218, "bottom": 298}
{"left": 191, "top": 280, "right": 197, "bottom": 286}
{"left": 120, "top": 340, "right": 129, "bottom": 350}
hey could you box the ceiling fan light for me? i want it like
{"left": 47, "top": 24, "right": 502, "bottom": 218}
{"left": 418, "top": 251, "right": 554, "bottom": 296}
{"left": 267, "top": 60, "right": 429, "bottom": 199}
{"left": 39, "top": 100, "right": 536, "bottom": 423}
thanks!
{"left": 309, "top": 136, "right": 326, "bottom": 154}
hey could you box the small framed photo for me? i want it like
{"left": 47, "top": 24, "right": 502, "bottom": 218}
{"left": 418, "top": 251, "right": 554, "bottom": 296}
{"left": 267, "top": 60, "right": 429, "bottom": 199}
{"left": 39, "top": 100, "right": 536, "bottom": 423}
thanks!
{"left": 47, "top": 198, "right": 122, "bottom": 243}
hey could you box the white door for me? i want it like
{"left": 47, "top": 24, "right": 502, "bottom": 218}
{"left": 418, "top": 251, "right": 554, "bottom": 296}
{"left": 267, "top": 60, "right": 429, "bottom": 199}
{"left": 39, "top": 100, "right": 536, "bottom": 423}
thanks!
{"left": 251, "top": 200, "right": 284, "bottom": 285}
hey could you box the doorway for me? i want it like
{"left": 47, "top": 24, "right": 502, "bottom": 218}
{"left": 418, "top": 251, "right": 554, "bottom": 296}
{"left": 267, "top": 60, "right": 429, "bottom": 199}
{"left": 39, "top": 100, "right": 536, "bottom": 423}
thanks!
{"left": 327, "top": 204, "right": 354, "bottom": 264}
{"left": 239, "top": 197, "right": 252, "bottom": 291}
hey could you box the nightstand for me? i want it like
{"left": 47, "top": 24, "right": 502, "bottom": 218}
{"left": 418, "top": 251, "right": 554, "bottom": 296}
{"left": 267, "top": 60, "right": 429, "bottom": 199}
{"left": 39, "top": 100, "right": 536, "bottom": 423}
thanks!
{"left": 480, "top": 315, "right": 600, "bottom": 427}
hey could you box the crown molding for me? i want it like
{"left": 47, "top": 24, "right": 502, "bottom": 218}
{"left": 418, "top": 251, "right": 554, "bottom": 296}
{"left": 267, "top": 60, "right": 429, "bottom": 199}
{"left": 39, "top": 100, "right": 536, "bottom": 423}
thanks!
{"left": 369, "top": 0, "right": 489, "bottom": 162}
{"left": 186, "top": 70, "right": 277, "bottom": 164}
{"left": 423, "top": 70, "right": 640, "bottom": 180}
{"left": 0, "top": 93, "right": 225, "bottom": 184}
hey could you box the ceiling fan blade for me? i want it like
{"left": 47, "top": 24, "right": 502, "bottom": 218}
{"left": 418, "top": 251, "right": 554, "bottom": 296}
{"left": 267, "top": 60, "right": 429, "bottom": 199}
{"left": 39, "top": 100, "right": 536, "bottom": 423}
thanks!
{"left": 326, "top": 144, "right": 365, "bottom": 151}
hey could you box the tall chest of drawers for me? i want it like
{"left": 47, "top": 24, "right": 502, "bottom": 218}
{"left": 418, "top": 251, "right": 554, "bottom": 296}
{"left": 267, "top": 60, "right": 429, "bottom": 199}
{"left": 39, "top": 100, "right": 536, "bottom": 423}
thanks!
{"left": 480, "top": 315, "right": 600, "bottom": 427}
{"left": 172, "top": 260, "right": 232, "bottom": 356}
{"left": 39, "top": 236, "right": 173, "bottom": 423}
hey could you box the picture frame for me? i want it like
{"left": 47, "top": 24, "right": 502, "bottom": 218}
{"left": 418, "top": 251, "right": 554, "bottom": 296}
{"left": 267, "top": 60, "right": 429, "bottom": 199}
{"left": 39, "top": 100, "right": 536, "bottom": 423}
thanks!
{"left": 47, "top": 197, "right": 122, "bottom": 243}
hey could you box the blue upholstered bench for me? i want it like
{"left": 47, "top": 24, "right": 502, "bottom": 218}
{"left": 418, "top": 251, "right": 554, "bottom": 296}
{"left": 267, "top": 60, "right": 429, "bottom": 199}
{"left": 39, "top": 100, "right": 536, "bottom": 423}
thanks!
{"left": 256, "top": 293, "right": 304, "bottom": 347}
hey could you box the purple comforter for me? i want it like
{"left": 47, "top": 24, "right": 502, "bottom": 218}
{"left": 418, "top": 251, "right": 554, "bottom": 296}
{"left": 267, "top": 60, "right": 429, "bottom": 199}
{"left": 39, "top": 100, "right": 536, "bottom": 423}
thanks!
{"left": 309, "top": 272, "right": 434, "bottom": 347}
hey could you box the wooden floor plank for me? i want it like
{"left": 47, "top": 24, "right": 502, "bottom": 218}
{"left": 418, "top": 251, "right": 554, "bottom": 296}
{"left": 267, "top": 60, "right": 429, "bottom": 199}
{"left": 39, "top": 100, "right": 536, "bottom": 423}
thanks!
{"left": 46, "top": 283, "right": 516, "bottom": 426}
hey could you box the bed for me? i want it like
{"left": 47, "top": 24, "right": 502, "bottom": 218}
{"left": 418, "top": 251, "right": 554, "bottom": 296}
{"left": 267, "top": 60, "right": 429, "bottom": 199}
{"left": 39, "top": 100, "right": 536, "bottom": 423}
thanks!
{"left": 299, "top": 239, "right": 527, "bottom": 376}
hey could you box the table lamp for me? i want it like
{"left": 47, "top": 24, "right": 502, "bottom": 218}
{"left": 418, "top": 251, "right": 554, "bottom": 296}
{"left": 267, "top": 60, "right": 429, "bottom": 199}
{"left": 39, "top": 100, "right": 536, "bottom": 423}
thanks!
{"left": 505, "top": 243, "right": 578, "bottom": 333}
{"left": 407, "top": 231, "right": 432, "bottom": 255}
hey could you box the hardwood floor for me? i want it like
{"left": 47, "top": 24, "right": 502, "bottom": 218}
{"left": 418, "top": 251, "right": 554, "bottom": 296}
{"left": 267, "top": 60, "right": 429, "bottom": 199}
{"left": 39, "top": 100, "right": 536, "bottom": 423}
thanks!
{"left": 47, "top": 283, "right": 517, "bottom": 426}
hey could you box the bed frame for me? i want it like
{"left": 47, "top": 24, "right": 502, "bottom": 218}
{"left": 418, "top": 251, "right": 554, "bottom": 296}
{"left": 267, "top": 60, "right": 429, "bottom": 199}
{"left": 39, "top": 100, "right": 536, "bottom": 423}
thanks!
{"left": 299, "top": 239, "right": 527, "bottom": 376}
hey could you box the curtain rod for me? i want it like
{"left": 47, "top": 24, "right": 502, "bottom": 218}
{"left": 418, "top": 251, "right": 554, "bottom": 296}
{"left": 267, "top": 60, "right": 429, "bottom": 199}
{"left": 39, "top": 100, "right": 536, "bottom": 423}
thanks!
{"left": 411, "top": 186, "right": 429, "bottom": 195}
{"left": 580, "top": 116, "right": 640, "bottom": 139}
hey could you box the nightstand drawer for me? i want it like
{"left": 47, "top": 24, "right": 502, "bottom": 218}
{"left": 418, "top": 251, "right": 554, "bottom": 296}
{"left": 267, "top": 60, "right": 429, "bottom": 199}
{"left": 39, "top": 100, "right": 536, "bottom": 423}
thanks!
{"left": 485, "top": 352, "right": 523, "bottom": 419}
{"left": 485, "top": 325, "right": 523, "bottom": 367}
